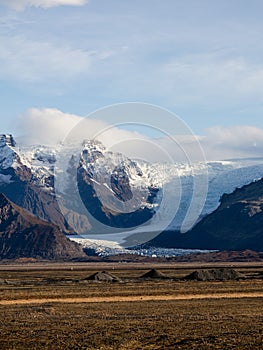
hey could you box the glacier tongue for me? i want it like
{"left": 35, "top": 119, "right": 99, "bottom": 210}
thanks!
{"left": 68, "top": 235, "right": 215, "bottom": 257}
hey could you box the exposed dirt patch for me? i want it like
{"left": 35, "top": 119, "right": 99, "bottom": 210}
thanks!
{"left": 1, "top": 291, "right": 263, "bottom": 305}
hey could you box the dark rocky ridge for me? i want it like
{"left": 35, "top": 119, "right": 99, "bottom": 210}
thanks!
{"left": 149, "top": 178, "right": 263, "bottom": 251}
{"left": 77, "top": 166, "right": 157, "bottom": 229}
{"left": 1, "top": 174, "right": 71, "bottom": 232}
{"left": 0, "top": 193, "right": 87, "bottom": 260}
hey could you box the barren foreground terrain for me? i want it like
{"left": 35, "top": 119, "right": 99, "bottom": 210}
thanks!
{"left": 0, "top": 262, "right": 263, "bottom": 349}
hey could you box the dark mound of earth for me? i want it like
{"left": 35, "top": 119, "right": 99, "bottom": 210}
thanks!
{"left": 140, "top": 268, "right": 169, "bottom": 279}
{"left": 85, "top": 271, "right": 122, "bottom": 283}
{"left": 184, "top": 268, "right": 245, "bottom": 281}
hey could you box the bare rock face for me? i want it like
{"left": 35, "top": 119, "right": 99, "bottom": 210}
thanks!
{"left": 77, "top": 140, "right": 159, "bottom": 230}
{"left": 0, "top": 193, "right": 87, "bottom": 260}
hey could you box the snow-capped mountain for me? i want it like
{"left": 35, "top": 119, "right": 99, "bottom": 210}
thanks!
{"left": 76, "top": 139, "right": 160, "bottom": 229}
{"left": 0, "top": 134, "right": 70, "bottom": 232}
{"left": 0, "top": 134, "right": 263, "bottom": 247}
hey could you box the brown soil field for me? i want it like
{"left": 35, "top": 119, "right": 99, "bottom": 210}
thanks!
{"left": 0, "top": 262, "right": 263, "bottom": 349}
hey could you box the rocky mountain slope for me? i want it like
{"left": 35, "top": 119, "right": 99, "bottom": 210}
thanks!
{"left": 0, "top": 193, "right": 87, "bottom": 260}
{"left": 0, "top": 135, "right": 161, "bottom": 236}
{"left": 76, "top": 140, "right": 159, "bottom": 230}
{"left": 151, "top": 178, "right": 263, "bottom": 251}
{"left": 0, "top": 135, "right": 71, "bottom": 232}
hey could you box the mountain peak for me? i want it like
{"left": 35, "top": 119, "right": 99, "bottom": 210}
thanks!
{"left": 0, "top": 135, "right": 16, "bottom": 148}
{"left": 0, "top": 134, "right": 23, "bottom": 170}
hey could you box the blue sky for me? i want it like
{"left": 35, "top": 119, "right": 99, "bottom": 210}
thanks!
{"left": 1, "top": 0, "right": 263, "bottom": 139}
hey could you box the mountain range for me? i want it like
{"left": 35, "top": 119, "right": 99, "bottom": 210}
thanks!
{"left": 0, "top": 133, "right": 263, "bottom": 257}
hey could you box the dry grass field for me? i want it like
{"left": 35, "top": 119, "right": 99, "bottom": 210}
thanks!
{"left": 0, "top": 262, "right": 263, "bottom": 349}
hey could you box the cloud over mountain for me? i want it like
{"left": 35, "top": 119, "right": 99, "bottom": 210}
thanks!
{"left": 203, "top": 125, "right": 263, "bottom": 160}
{"left": 15, "top": 108, "right": 263, "bottom": 162}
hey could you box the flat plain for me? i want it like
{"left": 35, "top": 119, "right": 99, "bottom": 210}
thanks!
{"left": 0, "top": 262, "right": 263, "bottom": 350}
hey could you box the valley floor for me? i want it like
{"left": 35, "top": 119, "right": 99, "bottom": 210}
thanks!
{"left": 0, "top": 262, "right": 263, "bottom": 349}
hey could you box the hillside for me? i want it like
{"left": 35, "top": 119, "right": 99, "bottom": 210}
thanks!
{"left": 150, "top": 178, "right": 263, "bottom": 251}
{"left": 0, "top": 193, "right": 87, "bottom": 260}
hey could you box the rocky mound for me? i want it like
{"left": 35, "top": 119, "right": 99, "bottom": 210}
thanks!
{"left": 184, "top": 268, "right": 244, "bottom": 281}
{"left": 0, "top": 193, "right": 87, "bottom": 260}
{"left": 85, "top": 271, "right": 122, "bottom": 283}
{"left": 140, "top": 268, "right": 169, "bottom": 279}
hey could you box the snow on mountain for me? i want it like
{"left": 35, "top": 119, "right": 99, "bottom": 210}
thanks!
{"left": 203, "top": 160, "right": 263, "bottom": 216}
{"left": 0, "top": 135, "right": 21, "bottom": 169}
{"left": 79, "top": 139, "right": 159, "bottom": 211}
{"left": 0, "top": 134, "right": 57, "bottom": 190}
{"left": 0, "top": 134, "right": 263, "bottom": 246}
{"left": 20, "top": 145, "right": 57, "bottom": 190}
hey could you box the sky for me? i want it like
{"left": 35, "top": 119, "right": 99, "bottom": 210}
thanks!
{"left": 1, "top": 0, "right": 263, "bottom": 160}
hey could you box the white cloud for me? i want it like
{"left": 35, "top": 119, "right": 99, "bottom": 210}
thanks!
{"left": 160, "top": 54, "right": 263, "bottom": 105}
{"left": 16, "top": 108, "right": 146, "bottom": 150}
{"left": 158, "top": 125, "right": 263, "bottom": 162}
{"left": 15, "top": 108, "right": 263, "bottom": 162}
{"left": 1, "top": 1, "right": 263, "bottom": 115}
{"left": 16, "top": 108, "right": 83, "bottom": 145}
{"left": 203, "top": 125, "right": 263, "bottom": 160}
{"left": 0, "top": 0, "right": 263, "bottom": 130}
{"left": 15, "top": 108, "right": 172, "bottom": 163}
{"left": 0, "top": 35, "right": 95, "bottom": 81}
{"left": 0, "top": 0, "right": 88, "bottom": 11}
